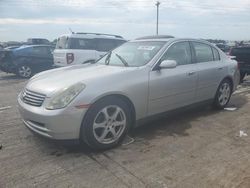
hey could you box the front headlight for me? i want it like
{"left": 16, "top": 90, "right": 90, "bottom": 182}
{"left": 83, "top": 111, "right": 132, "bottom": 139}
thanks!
{"left": 46, "top": 82, "right": 85, "bottom": 110}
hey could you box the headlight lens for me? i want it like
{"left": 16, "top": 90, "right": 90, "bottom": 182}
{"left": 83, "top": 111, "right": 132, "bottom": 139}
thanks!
{"left": 46, "top": 82, "right": 85, "bottom": 110}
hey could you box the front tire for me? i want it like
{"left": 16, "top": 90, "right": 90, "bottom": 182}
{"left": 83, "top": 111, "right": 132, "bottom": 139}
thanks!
{"left": 213, "top": 79, "right": 232, "bottom": 109}
{"left": 17, "top": 64, "right": 33, "bottom": 78}
{"left": 81, "top": 97, "right": 132, "bottom": 150}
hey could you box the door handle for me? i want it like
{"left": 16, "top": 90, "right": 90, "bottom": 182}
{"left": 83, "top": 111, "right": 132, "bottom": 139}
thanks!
{"left": 218, "top": 67, "right": 223, "bottom": 70}
{"left": 188, "top": 71, "right": 195, "bottom": 76}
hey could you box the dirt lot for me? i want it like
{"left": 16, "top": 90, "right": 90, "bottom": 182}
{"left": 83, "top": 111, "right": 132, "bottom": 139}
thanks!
{"left": 1, "top": 72, "right": 250, "bottom": 188}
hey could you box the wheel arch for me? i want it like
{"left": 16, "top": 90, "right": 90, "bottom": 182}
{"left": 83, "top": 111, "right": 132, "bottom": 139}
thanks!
{"left": 92, "top": 93, "right": 136, "bottom": 126}
{"left": 222, "top": 76, "right": 234, "bottom": 91}
{"left": 80, "top": 93, "right": 137, "bottom": 139}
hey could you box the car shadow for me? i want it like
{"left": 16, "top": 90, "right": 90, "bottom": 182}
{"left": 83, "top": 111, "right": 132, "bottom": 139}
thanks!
{"left": 31, "top": 94, "right": 248, "bottom": 156}
{"left": 0, "top": 72, "right": 25, "bottom": 81}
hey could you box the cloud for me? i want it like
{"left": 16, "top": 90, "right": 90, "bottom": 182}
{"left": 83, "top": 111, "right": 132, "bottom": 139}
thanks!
{"left": 0, "top": 17, "right": 178, "bottom": 29}
{"left": 164, "top": 0, "right": 250, "bottom": 15}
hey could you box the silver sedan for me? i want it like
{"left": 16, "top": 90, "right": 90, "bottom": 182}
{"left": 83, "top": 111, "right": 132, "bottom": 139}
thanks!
{"left": 18, "top": 36, "right": 239, "bottom": 149}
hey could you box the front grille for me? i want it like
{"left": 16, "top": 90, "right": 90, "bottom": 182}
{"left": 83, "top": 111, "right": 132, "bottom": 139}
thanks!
{"left": 21, "top": 89, "right": 46, "bottom": 107}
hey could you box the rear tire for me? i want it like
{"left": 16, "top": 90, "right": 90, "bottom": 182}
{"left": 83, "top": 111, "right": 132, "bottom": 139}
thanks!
{"left": 17, "top": 64, "right": 33, "bottom": 78}
{"left": 213, "top": 79, "right": 232, "bottom": 109}
{"left": 80, "top": 97, "right": 132, "bottom": 150}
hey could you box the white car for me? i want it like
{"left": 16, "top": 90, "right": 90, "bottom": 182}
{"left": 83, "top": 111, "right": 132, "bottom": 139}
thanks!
{"left": 53, "top": 32, "right": 126, "bottom": 67}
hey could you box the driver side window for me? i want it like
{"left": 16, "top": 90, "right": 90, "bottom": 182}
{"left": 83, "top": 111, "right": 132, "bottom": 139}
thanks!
{"left": 161, "top": 42, "right": 192, "bottom": 66}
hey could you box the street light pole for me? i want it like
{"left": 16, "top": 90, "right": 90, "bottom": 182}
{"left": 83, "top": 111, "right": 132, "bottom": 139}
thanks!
{"left": 156, "top": 1, "right": 160, "bottom": 35}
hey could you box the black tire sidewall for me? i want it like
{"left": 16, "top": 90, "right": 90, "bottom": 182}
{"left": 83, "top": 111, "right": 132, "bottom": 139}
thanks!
{"left": 214, "top": 79, "right": 232, "bottom": 109}
{"left": 81, "top": 97, "right": 132, "bottom": 150}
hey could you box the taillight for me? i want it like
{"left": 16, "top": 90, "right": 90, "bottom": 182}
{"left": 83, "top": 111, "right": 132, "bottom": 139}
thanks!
{"left": 66, "top": 53, "right": 74, "bottom": 64}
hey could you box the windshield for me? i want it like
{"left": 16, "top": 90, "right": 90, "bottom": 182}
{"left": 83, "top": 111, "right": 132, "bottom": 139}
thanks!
{"left": 97, "top": 41, "right": 165, "bottom": 67}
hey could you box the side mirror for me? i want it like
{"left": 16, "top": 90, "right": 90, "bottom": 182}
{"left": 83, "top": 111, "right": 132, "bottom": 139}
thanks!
{"left": 159, "top": 60, "right": 177, "bottom": 69}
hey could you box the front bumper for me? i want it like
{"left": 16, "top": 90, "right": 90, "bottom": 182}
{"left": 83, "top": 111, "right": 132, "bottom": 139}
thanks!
{"left": 17, "top": 96, "right": 88, "bottom": 140}
{"left": 0, "top": 63, "right": 14, "bottom": 73}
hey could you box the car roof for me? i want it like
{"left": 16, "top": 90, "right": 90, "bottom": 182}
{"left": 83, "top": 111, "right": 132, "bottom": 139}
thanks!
{"left": 13, "top": 45, "right": 53, "bottom": 50}
{"left": 132, "top": 37, "right": 213, "bottom": 45}
{"left": 58, "top": 33, "right": 125, "bottom": 40}
{"left": 135, "top": 35, "right": 174, "bottom": 40}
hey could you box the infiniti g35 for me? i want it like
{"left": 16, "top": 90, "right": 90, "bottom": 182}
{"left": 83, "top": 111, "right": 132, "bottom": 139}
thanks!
{"left": 18, "top": 36, "right": 239, "bottom": 149}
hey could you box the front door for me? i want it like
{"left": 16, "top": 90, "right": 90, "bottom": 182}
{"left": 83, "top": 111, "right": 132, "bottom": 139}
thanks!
{"left": 148, "top": 41, "right": 198, "bottom": 116}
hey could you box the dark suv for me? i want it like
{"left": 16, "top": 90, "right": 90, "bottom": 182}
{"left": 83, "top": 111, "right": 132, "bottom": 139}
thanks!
{"left": 229, "top": 46, "right": 250, "bottom": 81}
{"left": 0, "top": 45, "right": 54, "bottom": 78}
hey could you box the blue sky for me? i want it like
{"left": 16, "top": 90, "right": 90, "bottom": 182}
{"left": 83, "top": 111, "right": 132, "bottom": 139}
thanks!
{"left": 0, "top": 0, "right": 250, "bottom": 42}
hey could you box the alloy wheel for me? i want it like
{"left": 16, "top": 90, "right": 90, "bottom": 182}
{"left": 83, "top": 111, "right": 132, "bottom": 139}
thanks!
{"left": 18, "top": 65, "right": 32, "bottom": 78}
{"left": 92, "top": 105, "right": 126, "bottom": 144}
{"left": 218, "top": 82, "right": 231, "bottom": 106}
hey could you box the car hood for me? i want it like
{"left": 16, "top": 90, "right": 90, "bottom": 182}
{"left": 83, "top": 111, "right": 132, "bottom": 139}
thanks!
{"left": 26, "top": 64, "right": 136, "bottom": 97}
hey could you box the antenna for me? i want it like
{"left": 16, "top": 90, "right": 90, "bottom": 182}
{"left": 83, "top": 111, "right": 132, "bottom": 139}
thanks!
{"left": 69, "top": 28, "right": 74, "bottom": 34}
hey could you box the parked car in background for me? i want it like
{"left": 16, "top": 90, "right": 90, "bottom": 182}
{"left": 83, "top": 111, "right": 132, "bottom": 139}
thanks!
{"left": 27, "top": 38, "right": 50, "bottom": 45}
{"left": 4, "top": 46, "right": 20, "bottom": 50}
{"left": 229, "top": 46, "right": 250, "bottom": 81}
{"left": 54, "top": 32, "right": 126, "bottom": 67}
{"left": 18, "top": 36, "right": 239, "bottom": 150}
{"left": 215, "top": 44, "right": 231, "bottom": 53}
{"left": 0, "top": 45, "right": 54, "bottom": 78}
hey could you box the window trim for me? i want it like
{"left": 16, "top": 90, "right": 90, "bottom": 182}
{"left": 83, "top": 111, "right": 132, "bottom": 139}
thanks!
{"left": 152, "top": 40, "right": 194, "bottom": 71}
{"left": 190, "top": 41, "right": 215, "bottom": 63}
{"left": 68, "top": 38, "right": 96, "bottom": 50}
{"left": 211, "top": 47, "right": 221, "bottom": 61}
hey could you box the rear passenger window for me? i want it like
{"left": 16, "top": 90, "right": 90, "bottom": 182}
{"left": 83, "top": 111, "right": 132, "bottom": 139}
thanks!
{"left": 161, "top": 42, "right": 192, "bottom": 66}
{"left": 96, "top": 39, "right": 121, "bottom": 52}
{"left": 69, "top": 38, "right": 96, "bottom": 50}
{"left": 32, "top": 47, "right": 49, "bottom": 56}
{"left": 193, "top": 42, "right": 213, "bottom": 63}
{"left": 212, "top": 47, "right": 220, "bottom": 61}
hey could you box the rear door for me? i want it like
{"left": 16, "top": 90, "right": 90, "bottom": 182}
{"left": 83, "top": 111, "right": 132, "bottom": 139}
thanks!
{"left": 191, "top": 42, "right": 227, "bottom": 102}
{"left": 54, "top": 37, "right": 96, "bottom": 66}
{"left": 68, "top": 38, "right": 96, "bottom": 64}
{"left": 148, "top": 41, "right": 198, "bottom": 115}
{"left": 31, "top": 46, "right": 53, "bottom": 71}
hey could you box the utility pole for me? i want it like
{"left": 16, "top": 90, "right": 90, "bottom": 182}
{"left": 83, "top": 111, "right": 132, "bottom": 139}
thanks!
{"left": 156, "top": 1, "right": 160, "bottom": 35}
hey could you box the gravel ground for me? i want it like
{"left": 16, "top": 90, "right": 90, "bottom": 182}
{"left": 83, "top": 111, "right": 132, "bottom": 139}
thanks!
{"left": 1, "top": 72, "right": 250, "bottom": 188}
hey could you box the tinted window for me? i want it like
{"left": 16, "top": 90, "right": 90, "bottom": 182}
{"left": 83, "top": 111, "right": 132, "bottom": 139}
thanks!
{"left": 69, "top": 38, "right": 96, "bottom": 50}
{"left": 212, "top": 47, "right": 220, "bottom": 61}
{"left": 232, "top": 48, "right": 250, "bottom": 54}
{"left": 32, "top": 46, "right": 49, "bottom": 56}
{"left": 96, "top": 39, "right": 124, "bottom": 52}
{"left": 161, "top": 42, "right": 192, "bottom": 65}
{"left": 13, "top": 47, "right": 32, "bottom": 56}
{"left": 193, "top": 42, "right": 213, "bottom": 62}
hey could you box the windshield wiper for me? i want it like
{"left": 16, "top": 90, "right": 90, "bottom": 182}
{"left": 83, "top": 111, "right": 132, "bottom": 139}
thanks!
{"left": 105, "top": 51, "right": 112, "bottom": 65}
{"left": 115, "top": 53, "right": 129, "bottom": 67}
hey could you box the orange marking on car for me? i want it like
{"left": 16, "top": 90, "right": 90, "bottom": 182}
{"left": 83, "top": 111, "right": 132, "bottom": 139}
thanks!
{"left": 75, "top": 104, "right": 91, "bottom": 109}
